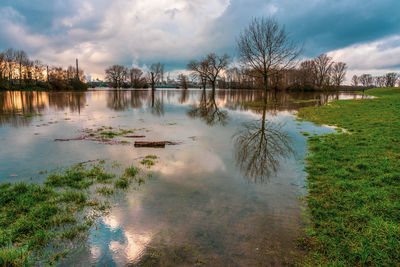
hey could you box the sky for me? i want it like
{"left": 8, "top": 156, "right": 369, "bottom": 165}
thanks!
{"left": 0, "top": 0, "right": 400, "bottom": 82}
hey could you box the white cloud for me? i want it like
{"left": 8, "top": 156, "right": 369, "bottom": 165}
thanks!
{"left": 327, "top": 35, "right": 400, "bottom": 81}
{"left": 1, "top": 0, "right": 400, "bottom": 82}
{"left": 0, "top": 1, "right": 232, "bottom": 79}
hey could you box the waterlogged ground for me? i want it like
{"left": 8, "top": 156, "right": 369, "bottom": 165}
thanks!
{"left": 0, "top": 89, "right": 368, "bottom": 266}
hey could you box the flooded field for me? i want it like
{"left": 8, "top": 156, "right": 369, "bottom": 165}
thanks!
{"left": 0, "top": 89, "right": 368, "bottom": 266}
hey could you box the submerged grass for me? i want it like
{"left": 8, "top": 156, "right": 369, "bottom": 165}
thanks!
{"left": 0, "top": 162, "right": 142, "bottom": 266}
{"left": 140, "top": 155, "right": 158, "bottom": 168}
{"left": 297, "top": 88, "right": 400, "bottom": 266}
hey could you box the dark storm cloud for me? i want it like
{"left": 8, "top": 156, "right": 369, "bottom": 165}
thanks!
{"left": 0, "top": 0, "right": 399, "bottom": 77}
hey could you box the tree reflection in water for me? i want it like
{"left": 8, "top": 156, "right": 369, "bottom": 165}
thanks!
{"left": 234, "top": 97, "right": 293, "bottom": 183}
{"left": 187, "top": 89, "right": 228, "bottom": 126}
{"left": 149, "top": 89, "right": 164, "bottom": 116}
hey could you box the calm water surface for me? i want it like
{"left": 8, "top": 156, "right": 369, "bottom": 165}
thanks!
{"left": 0, "top": 89, "right": 368, "bottom": 266}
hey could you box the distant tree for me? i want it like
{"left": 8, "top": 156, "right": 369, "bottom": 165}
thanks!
{"left": 33, "top": 60, "right": 44, "bottom": 83}
{"left": 297, "top": 60, "right": 317, "bottom": 88}
{"left": 178, "top": 73, "right": 188, "bottom": 89}
{"left": 313, "top": 54, "right": 334, "bottom": 88}
{"left": 14, "top": 50, "right": 29, "bottom": 84}
{"left": 105, "top": 65, "right": 128, "bottom": 88}
{"left": 385, "top": 72, "right": 398, "bottom": 87}
{"left": 148, "top": 62, "right": 164, "bottom": 90}
{"left": 4, "top": 48, "right": 15, "bottom": 82}
{"left": 359, "top": 74, "right": 373, "bottom": 87}
{"left": 331, "top": 62, "right": 347, "bottom": 87}
{"left": 66, "top": 65, "right": 85, "bottom": 82}
{"left": 375, "top": 76, "right": 386, "bottom": 88}
{"left": 188, "top": 53, "right": 229, "bottom": 91}
{"left": 0, "top": 52, "right": 5, "bottom": 79}
{"left": 351, "top": 75, "right": 359, "bottom": 86}
{"left": 187, "top": 59, "right": 208, "bottom": 90}
{"left": 129, "top": 68, "right": 146, "bottom": 88}
{"left": 237, "top": 17, "right": 301, "bottom": 95}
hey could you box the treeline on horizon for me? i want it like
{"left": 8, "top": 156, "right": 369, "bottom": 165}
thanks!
{"left": 0, "top": 48, "right": 88, "bottom": 91}
{"left": 103, "top": 52, "right": 400, "bottom": 91}
{"left": 102, "top": 20, "right": 400, "bottom": 91}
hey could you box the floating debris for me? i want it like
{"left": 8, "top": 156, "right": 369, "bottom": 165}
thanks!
{"left": 124, "top": 135, "right": 146, "bottom": 138}
{"left": 134, "top": 141, "right": 181, "bottom": 148}
{"left": 54, "top": 135, "right": 130, "bottom": 145}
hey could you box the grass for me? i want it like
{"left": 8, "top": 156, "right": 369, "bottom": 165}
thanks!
{"left": 0, "top": 162, "right": 143, "bottom": 266}
{"left": 114, "top": 165, "right": 141, "bottom": 189}
{"left": 23, "top": 113, "right": 43, "bottom": 118}
{"left": 297, "top": 88, "right": 400, "bottom": 266}
{"left": 96, "top": 186, "right": 115, "bottom": 196}
{"left": 140, "top": 155, "right": 158, "bottom": 168}
{"left": 96, "top": 127, "right": 134, "bottom": 138}
{"left": 292, "top": 99, "right": 319, "bottom": 104}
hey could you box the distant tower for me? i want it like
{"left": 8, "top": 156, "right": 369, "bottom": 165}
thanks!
{"left": 76, "top": 58, "right": 79, "bottom": 81}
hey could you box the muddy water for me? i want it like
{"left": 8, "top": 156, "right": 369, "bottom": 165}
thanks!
{"left": 0, "top": 89, "right": 368, "bottom": 266}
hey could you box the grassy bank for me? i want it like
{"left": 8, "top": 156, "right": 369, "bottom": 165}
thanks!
{"left": 0, "top": 79, "right": 88, "bottom": 91}
{"left": 297, "top": 88, "right": 400, "bottom": 265}
{"left": 0, "top": 162, "right": 143, "bottom": 266}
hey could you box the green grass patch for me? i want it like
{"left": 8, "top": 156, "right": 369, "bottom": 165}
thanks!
{"left": 88, "top": 127, "right": 135, "bottom": 139}
{"left": 140, "top": 159, "right": 155, "bottom": 167}
{"left": 0, "top": 162, "right": 143, "bottom": 265}
{"left": 114, "top": 177, "right": 131, "bottom": 189}
{"left": 297, "top": 87, "right": 400, "bottom": 266}
{"left": 23, "top": 113, "right": 43, "bottom": 118}
{"left": 292, "top": 99, "right": 319, "bottom": 104}
{"left": 140, "top": 155, "right": 158, "bottom": 168}
{"left": 96, "top": 186, "right": 115, "bottom": 196}
{"left": 124, "top": 166, "right": 140, "bottom": 178}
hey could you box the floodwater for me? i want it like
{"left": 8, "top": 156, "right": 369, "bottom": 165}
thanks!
{"left": 0, "top": 89, "right": 368, "bottom": 266}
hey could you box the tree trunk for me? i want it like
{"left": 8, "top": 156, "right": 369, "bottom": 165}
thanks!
{"left": 263, "top": 73, "right": 268, "bottom": 104}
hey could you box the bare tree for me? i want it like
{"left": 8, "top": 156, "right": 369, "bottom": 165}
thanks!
{"left": 33, "top": 60, "right": 44, "bottom": 83}
{"left": 351, "top": 75, "right": 359, "bottom": 86}
{"left": 188, "top": 53, "right": 229, "bottom": 91}
{"left": 130, "top": 68, "right": 146, "bottom": 88}
{"left": 359, "top": 74, "right": 373, "bottom": 87}
{"left": 148, "top": 62, "right": 164, "bottom": 90}
{"left": 177, "top": 73, "right": 188, "bottom": 89}
{"left": 297, "top": 60, "right": 317, "bottom": 88}
{"left": 105, "top": 65, "right": 128, "bottom": 88}
{"left": 0, "top": 52, "right": 5, "bottom": 80}
{"left": 313, "top": 54, "right": 334, "bottom": 88}
{"left": 385, "top": 72, "right": 398, "bottom": 87}
{"left": 4, "top": 49, "right": 15, "bottom": 82}
{"left": 375, "top": 76, "right": 386, "bottom": 88}
{"left": 331, "top": 62, "right": 347, "bottom": 87}
{"left": 15, "top": 50, "right": 29, "bottom": 84}
{"left": 188, "top": 59, "right": 208, "bottom": 90}
{"left": 237, "top": 17, "right": 301, "bottom": 96}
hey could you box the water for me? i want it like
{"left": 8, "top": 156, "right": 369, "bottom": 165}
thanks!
{"left": 0, "top": 89, "right": 368, "bottom": 266}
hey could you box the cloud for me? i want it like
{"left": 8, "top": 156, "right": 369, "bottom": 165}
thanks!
{"left": 0, "top": 0, "right": 399, "bottom": 79}
{"left": 328, "top": 35, "right": 400, "bottom": 70}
